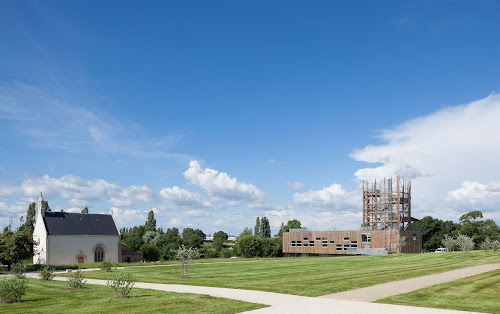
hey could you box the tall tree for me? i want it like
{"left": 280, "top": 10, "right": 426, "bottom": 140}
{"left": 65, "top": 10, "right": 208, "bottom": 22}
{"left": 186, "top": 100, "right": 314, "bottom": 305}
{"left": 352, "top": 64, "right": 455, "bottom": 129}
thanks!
{"left": 19, "top": 202, "right": 36, "bottom": 234}
{"left": 254, "top": 217, "right": 260, "bottom": 238}
{"left": 278, "top": 219, "right": 302, "bottom": 237}
{"left": 81, "top": 207, "right": 89, "bottom": 214}
{"left": 239, "top": 227, "right": 253, "bottom": 238}
{"left": 41, "top": 200, "right": 51, "bottom": 212}
{"left": 213, "top": 231, "right": 228, "bottom": 251}
{"left": 259, "top": 217, "right": 271, "bottom": 238}
{"left": 145, "top": 210, "right": 156, "bottom": 231}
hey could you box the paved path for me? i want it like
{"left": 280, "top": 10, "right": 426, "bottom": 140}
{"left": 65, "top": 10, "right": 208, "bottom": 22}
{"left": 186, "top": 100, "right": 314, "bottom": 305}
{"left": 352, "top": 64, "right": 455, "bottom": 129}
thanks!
{"left": 24, "top": 272, "right": 480, "bottom": 313}
{"left": 319, "top": 262, "right": 500, "bottom": 302}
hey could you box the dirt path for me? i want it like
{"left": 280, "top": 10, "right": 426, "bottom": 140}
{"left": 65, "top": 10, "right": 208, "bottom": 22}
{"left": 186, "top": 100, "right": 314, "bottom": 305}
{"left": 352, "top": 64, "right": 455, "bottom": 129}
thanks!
{"left": 319, "top": 262, "right": 500, "bottom": 302}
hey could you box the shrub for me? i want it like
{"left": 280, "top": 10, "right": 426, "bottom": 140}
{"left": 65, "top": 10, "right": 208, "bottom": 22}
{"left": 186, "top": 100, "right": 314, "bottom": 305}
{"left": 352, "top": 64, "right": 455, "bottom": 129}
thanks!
{"left": 68, "top": 268, "right": 86, "bottom": 289}
{"left": 204, "top": 249, "right": 219, "bottom": 259}
{"left": 442, "top": 235, "right": 456, "bottom": 252}
{"left": 0, "top": 277, "right": 27, "bottom": 302}
{"left": 237, "top": 235, "right": 262, "bottom": 258}
{"left": 491, "top": 240, "right": 500, "bottom": 254}
{"left": 38, "top": 265, "right": 55, "bottom": 280}
{"left": 11, "top": 262, "right": 25, "bottom": 279}
{"left": 140, "top": 244, "right": 160, "bottom": 261}
{"left": 481, "top": 238, "right": 492, "bottom": 252}
{"left": 176, "top": 245, "right": 200, "bottom": 279}
{"left": 220, "top": 249, "right": 234, "bottom": 258}
{"left": 100, "top": 259, "right": 112, "bottom": 272}
{"left": 107, "top": 273, "right": 135, "bottom": 298}
{"left": 456, "top": 234, "right": 474, "bottom": 256}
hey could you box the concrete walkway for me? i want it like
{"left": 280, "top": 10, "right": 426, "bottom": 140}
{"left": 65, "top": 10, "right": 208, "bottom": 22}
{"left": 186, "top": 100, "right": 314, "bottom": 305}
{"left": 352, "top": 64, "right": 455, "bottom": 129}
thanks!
{"left": 320, "top": 262, "right": 500, "bottom": 302}
{"left": 24, "top": 272, "right": 482, "bottom": 313}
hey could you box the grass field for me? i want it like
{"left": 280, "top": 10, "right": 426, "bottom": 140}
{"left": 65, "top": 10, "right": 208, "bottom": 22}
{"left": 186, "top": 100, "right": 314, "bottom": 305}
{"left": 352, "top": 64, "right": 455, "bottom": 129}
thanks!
{"left": 377, "top": 269, "right": 500, "bottom": 313}
{"left": 0, "top": 279, "right": 267, "bottom": 314}
{"left": 65, "top": 251, "right": 500, "bottom": 297}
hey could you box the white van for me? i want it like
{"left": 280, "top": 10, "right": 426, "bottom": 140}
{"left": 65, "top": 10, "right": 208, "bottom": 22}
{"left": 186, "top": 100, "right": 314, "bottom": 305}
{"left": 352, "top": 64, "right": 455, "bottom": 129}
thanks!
{"left": 434, "top": 248, "right": 447, "bottom": 253}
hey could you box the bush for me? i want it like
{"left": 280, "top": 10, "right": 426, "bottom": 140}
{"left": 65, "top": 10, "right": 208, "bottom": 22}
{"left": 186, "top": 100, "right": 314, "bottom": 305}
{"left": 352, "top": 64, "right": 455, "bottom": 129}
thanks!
{"left": 456, "top": 234, "right": 474, "bottom": 256}
{"left": 11, "top": 262, "right": 25, "bottom": 279}
{"left": 481, "top": 238, "right": 492, "bottom": 252}
{"left": 100, "top": 259, "right": 112, "bottom": 272}
{"left": 68, "top": 268, "right": 86, "bottom": 289}
{"left": 38, "top": 265, "right": 55, "bottom": 280}
{"left": 492, "top": 240, "right": 500, "bottom": 254}
{"left": 140, "top": 244, "right": 160, "bottom": 261}
{"left": 220, "top": 250, "right": 234, "bottom": 258}
{"left": 237, "top": 235, "right": 262, "bottom": 258}
{"left": 0, "top": 277, "right": 27, "bottom": 302}
{"left": 107, "top": 273, "right": 135, "bottom": 298}
{"left": 204, "top": 249, "right": 219, "bottom": 259}
{"left": 442, "top": 235, "right": 456, "bottom": 252}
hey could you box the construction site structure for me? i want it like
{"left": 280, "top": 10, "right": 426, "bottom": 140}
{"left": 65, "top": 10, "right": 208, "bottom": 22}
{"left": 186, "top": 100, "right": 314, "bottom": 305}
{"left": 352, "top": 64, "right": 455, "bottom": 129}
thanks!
{"left": 362, "top": 177, "right": 412, "bottom": 231}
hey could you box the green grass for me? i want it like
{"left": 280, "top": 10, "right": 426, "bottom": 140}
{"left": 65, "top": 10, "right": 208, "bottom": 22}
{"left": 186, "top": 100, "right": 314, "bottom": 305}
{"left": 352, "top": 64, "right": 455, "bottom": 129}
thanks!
{"left": 0, "top": 279, "right": 266, "bottom": 313}
{"left": 377, "top": 269, "right": 500, "bottom": 313}
{"left": 63, "top": 251, "right": 500, "bottom": 297}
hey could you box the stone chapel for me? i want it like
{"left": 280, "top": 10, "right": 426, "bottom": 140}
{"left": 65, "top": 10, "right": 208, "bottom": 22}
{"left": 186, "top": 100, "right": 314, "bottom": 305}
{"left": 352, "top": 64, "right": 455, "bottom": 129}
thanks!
{"left": 33, "top": 193, "right": 121, "bottom": 265}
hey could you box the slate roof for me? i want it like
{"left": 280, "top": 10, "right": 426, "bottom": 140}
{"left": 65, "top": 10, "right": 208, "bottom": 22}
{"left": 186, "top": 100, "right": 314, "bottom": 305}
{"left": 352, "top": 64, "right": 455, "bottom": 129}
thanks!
{"left": 43, "top": 212, "right": 119, "bottom": 236}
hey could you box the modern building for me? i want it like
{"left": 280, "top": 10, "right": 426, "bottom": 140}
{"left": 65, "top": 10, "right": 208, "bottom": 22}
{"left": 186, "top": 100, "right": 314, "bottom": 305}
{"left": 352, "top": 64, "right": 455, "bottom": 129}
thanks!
{"left": 283, "top": 177, "right": 422, "bottom": 255}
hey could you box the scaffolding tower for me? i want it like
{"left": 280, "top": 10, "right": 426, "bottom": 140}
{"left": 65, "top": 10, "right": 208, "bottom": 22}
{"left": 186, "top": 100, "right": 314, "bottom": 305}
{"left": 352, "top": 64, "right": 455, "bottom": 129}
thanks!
{"left": 362, "top": 177, "right": 411, "bottom": 231}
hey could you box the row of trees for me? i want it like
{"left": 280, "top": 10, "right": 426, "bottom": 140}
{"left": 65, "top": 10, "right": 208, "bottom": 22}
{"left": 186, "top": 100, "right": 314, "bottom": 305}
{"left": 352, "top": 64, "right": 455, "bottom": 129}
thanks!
{"left": 413, "top": 210, "right": 500, "bottom": 252}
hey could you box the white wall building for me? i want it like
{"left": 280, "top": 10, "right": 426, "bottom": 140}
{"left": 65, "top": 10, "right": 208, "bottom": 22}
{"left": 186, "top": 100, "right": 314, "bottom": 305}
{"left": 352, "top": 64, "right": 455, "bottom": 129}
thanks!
{"left": 33, "top": 193, "right": 121, "bottom": 265}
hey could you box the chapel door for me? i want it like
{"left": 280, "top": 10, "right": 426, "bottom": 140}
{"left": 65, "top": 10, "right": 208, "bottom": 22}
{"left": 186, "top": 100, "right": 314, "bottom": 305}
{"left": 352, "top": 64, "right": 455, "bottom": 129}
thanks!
{"left": 78, "top": 257, "right": 84, "bottom": 264}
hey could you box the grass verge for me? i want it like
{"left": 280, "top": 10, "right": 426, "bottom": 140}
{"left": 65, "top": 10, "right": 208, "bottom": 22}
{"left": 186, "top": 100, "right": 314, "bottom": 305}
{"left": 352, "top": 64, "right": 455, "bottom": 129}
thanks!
{"left": 0, "top": 278, "right": 267, "bottom": 313}
{"left": 63, "top": 251, "right": 500, "bottom": 297}
{"left": 377, "top": 269, "right": 500, "bottom": 313}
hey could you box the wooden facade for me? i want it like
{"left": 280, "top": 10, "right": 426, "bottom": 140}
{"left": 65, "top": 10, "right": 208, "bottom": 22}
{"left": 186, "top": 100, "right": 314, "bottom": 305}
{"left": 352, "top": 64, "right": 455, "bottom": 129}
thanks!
{"left": 282, "top": 229, "right": 422, "bottom": 255}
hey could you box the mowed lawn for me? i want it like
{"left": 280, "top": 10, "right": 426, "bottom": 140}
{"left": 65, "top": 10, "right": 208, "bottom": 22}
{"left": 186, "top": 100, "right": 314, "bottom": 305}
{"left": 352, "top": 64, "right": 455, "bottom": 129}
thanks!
{"left": 71, "top": 251, "right": 500, "bottom": 297}
{"left": 377, "top": 269, "right": 500, "bottom": 313}
{"left": 0, "top": 279, "right": 267, "bottom": 314}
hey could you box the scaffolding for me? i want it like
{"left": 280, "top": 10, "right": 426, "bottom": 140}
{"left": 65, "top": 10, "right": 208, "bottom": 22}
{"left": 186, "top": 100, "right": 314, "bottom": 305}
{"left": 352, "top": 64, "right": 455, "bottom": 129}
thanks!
{"left": 362, "top": 177, "right": 411, "bottom": 231}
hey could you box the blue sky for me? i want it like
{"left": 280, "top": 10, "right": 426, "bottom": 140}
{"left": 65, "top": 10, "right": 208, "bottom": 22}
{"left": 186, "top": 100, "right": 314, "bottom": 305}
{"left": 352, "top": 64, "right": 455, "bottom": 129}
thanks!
{"left": 1, "top": 1, "right": 500, "bottom": 235}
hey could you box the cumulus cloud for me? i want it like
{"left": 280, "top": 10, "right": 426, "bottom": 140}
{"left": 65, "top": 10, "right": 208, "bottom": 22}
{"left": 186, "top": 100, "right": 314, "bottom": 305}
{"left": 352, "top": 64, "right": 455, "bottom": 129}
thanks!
{"left": 183, "top": 161, "right": 269, "bottom": 203}
{"left": 183, "top": 210, "right": 210, "bottom": 217}
{"left": 350, "top": 94, "right": 500, "bottom": 221}
{"left": 0, "top": 174, "right": 157, "bottom": 207}
{"left": 159, "top": 186, "right": 210, "bottom": 208}
{"left": 287, "top": 182, "right": 305, "bottom": 191}
{"left": 446, "top": 181, "right": 500, "bottom": 212}
{"left": 293, "top": 183, "right": 359, "bottom": 210}
{"left": 170, "top": 217, "right": 182, "bottom": 226}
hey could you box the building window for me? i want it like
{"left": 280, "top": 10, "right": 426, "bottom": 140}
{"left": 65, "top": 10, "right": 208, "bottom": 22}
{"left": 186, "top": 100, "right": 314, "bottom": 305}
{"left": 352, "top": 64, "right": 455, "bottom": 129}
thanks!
{"left": 329, "top": 240, "right": 335, "bottom": 244}
{"left": 343, "top": 244, "right": 350, "bottom": 251}
{"left": 94, "top": 246, "right": 105, "bottom": 263}
{"left": 297, "top": 241, "right": 302, "bottom": 247}
{"left": 303, "top": 237, "right": 308, "bottom": 241}
{"left": 291, "top": 241, "right": 296, "bottom": 247}
{"left": 336, "top": 245, "right": 342, "bottom": 251}
{"left": 351, "top": 241, "right": 357, "bottom": 244}
{"left": 309, "top": 241, "right": 315, "bottom": 247}
{"left": 343, "top": 237, "right": 349, "bottom": 241}
{"left": 351, "top": 243, "right": 358, "bottom": 248}
{"left": 413, "top": 234, "right": 417, "bottom": 241}
{"left": 362, "top": 234, "right": 371, "bottom": 243}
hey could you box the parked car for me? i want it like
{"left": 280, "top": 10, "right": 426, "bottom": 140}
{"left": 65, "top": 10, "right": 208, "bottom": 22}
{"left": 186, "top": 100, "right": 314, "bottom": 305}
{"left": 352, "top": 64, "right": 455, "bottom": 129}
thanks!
{"left": 434, "top": 248, "right": 447, "bottom": 253}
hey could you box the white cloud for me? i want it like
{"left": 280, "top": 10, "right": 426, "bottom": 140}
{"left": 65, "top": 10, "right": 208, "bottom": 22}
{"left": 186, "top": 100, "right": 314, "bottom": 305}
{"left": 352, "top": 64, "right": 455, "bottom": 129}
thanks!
{"left": 183, "top": 210, "right": 210, "bottom": 217}
{"left": 446, "top": 181, "right": 500, "bottom": 213}
{"left": 110, "top": 207, "right": 146, "bottom": 227}
{"left": 0, "top": 174, "right": 157, "bottom": 208}
{"left": 170, "top": 217, "right": 182, "bottom": 226}
{"left": 183, "top": 161, "right": 269, "bottom": 202}
{"left": 350, "top": 94, "right": 500, "bottom": 222}
{"left": 287, "top": 182, "right": 305, "bottom": 191}
{"left": 293, "top": 183, "right": 359, "bottom": 210}
{"left": 268, "top": 159, "right": 276, "bottom": 164}
{"left": 214, "top": 219, "right": 225, "bottom": 226}
{"left": 159, "top": 186, "right": 210, "bottom": 208}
